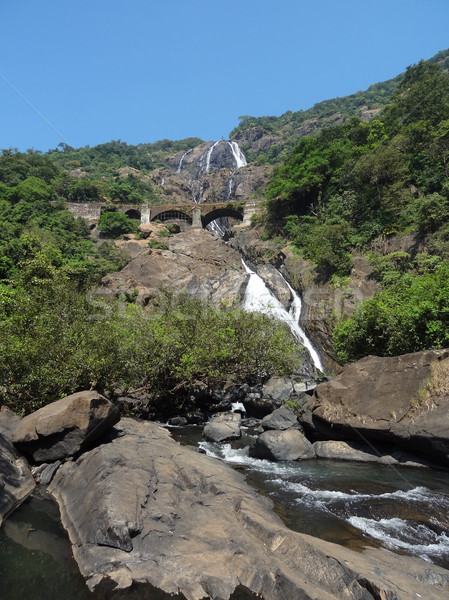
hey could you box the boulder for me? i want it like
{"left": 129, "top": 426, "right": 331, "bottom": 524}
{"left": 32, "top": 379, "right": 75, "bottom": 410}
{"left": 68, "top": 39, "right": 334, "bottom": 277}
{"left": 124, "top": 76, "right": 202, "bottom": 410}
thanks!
{"left": 300, "top": 350, "right": 449, "bottom": 466}
{"left": 47, "top": 418, "right": 449, "bottom": 599}
{"left": 0, "top": 408, "right": 35, "bottom": 526}
{"left": 101, "top": 229, "right": 248, "bottom": 307}
{"left": 203, "top": 412, "right": 241, "bottom": 442}
{"left": 262, "top": 376, "right": 294, "bottom": 403}
{"left": 249, "top": 429, "right": 315, "bottom": 461}
{"left": 261, "top": 407, "right": 299, "bottom": 431}
{"left": 12, "top": 390, "right": 120, "bottom": 463}
{"left": 313, "top": 440, "right": 430, "bottom": 467}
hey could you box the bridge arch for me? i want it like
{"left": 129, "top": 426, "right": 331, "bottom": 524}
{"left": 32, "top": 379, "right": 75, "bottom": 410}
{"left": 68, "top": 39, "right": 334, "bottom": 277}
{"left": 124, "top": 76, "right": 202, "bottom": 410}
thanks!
{"left": 150, "top": 209, "right": 193, "bottom": 225}
{"left": 201, "top": 207, "right": 243, "bottom": 229}
{"left": 124, "top": 208, "right": 141, "bottom": 220}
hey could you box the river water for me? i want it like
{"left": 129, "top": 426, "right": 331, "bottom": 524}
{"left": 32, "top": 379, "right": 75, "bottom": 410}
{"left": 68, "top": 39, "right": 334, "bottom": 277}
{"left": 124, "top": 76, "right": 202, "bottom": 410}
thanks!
{"left": 2, "top": 426, "right": 449, "bottom": 600}
{"left": 173, "top": 426, "right": 449, "bottom": 569}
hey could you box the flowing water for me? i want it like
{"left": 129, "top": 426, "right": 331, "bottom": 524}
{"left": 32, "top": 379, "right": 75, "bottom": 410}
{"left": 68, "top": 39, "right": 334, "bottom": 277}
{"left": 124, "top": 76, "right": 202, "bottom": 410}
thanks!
{"left": 242, "top": 260, "right": 323, "bottom": 371}
{"left": 227, "top": 141, "right": 247, "bottom": 168}
{"left": 172, "top": 426, "right": 449, "bottom": 570}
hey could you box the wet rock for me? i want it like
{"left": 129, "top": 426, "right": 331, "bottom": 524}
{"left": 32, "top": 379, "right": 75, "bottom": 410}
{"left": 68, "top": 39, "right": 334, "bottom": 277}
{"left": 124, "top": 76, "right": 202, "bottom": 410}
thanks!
{"left": 167, "top": 416, "right": 188, "bottom": 427}
{"left": 0, "top": 408, "right": 35, "bottom": 526}
{"left": 312, "top": 440, "right": 430, "bottom": 467}
{"left": 31, "top": 460, "right": 62, "bottom": 485}
{"left": 256, "top": 264, "right": 292, "bottom": 311}
{"left": 203, "top": 412, "right": 241, "bottom": 442}
{"left": 301, "top": 350, "right": 449, "bottom": 466}
{"left": 12, "top": 390, "right": 120, "bottom": 463}
{"left": 261, "top": 407, "right": 299, "bottom": 431}
{"left": 249, "top": 429, "right": 315, "bottom": 461}
{"left": 47, "top": 418, "right": 449, "bottom": 599}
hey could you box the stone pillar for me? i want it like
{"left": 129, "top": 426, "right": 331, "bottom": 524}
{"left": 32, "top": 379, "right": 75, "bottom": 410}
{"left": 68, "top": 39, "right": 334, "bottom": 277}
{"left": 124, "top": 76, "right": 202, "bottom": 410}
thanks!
{"left": 192, "top": 207, "right": 202, "bottom": 229}
{"left": 141, "top": 205, "right": 151, "bottom": 225}
{"left": 242, "top": 201, "right": 257, "bottom": 227}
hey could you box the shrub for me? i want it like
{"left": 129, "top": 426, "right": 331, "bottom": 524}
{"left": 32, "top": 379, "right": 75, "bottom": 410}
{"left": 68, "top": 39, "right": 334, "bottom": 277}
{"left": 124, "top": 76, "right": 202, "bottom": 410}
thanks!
{"left": 98, "top": 212, "right": 136, "bottom": 238}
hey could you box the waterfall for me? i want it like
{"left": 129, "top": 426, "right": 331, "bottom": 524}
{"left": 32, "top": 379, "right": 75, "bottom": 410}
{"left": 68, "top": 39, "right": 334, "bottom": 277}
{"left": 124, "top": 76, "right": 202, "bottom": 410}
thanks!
{"left": 176, "top": 149, "right": 192, "bottom": 174}
{"left": 205, "top": 141, "right": 220, "bottom": 174}
{"left": 227, "top": 178, "right": 234, "bottom": 200}
{"left": 228, "top": 141, "right": 247, "bottom": 168}
{"left": 242, "top": 260, "right": 323, "bottom": 372}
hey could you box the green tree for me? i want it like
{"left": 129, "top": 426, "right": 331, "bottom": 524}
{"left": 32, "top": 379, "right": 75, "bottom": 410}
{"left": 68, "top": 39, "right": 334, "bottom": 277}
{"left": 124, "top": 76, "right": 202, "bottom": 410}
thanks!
{"left": 98, "top": 211, "right": 136, "bottom": 238}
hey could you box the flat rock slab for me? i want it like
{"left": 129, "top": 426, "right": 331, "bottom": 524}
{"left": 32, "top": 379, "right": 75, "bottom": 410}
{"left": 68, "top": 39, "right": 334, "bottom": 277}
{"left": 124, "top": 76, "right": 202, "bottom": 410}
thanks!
{"left": 203, "top": 412, "right": 241, "bottom": 442}
{"left": 313, "top": 440, "right": 430, "bottom": 467}
{"left": 301, "top": 350, "right": 449, "bottom": 466}
{"left": 47, "top": 419, "right": 449, "bottom": 599}
{"left": 0, "top": 409, "right": 35, "bottom": 527}
{"left": 12, "top": 390, "right": 120, "bottom": 463}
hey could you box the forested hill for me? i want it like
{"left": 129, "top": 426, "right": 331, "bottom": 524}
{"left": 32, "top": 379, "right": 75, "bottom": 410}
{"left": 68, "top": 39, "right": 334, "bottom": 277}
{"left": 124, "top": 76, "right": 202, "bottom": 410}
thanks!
{"left": 260, "top": 55, "right": 449, "bottom": 363}
{"left": 230, "top": 48, "right": 449, "bottom": 164}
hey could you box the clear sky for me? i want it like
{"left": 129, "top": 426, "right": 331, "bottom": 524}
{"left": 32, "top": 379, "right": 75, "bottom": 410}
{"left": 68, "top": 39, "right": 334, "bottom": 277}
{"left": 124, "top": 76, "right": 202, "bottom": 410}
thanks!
{"left": 1, "top": 0, "right": 448, "bottom": 152}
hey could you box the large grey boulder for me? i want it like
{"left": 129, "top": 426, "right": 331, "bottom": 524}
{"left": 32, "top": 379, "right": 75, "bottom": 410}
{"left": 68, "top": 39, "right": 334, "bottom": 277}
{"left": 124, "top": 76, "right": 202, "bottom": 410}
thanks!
{"left": 261, "top": 407, "right": 299, "bottom": 431}
{"left": 47, "top": 418, "right": 449, "bottom": 599}
{"left": 12, "top": 390, "right": 120, "bottom": 463}
{"left": 249, "top": 429, "right": 315, "bottom": 461}
{"left": 313, "top": 440, "right": 430, "bottom": 467}
{"left": 0, "top": 408, "right": 35, "bottom": 527}
{"left": 262, "top": 376, "right": 294, "bottom": 403}
{"left": 300, "top": 349, "right": 449, "bottom": 466}
{"left": 203, "top": 412, "right": 241, "bottom": 442}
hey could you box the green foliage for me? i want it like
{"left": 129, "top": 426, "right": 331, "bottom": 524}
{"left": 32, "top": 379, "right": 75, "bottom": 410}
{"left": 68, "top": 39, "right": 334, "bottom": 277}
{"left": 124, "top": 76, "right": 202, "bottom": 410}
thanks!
{"left": 98, "top": 211, "right": 136, "bottom": 238}
{"left": 333, "top": 261, "right": 449, "bottom": 362}
{"left": 0, "top": 286, "right": 300, "bottom": 414}
{"left": 261, "top": 58, "right": 449, "bottom": 282}
{"left": 148, "top": 239, "right": 169, "bottom": 250}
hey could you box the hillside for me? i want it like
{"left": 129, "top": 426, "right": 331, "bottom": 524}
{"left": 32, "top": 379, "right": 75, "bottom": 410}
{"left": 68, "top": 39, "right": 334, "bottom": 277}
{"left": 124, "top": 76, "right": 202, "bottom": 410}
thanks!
{"left": 230, "top": 48, "right": 449, "bottom": 164}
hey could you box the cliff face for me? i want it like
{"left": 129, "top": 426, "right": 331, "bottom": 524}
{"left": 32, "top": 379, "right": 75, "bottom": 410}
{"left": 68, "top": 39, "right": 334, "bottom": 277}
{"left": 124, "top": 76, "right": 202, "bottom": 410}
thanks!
{"left": 148, "top": 140, "right": 270, "bottom": 207}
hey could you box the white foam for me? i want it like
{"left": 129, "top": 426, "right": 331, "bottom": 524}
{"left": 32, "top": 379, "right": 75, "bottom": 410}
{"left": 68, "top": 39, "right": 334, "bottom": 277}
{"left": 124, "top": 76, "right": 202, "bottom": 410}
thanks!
{"left": 348, "top": 516, "right": 449, "bottom": 561}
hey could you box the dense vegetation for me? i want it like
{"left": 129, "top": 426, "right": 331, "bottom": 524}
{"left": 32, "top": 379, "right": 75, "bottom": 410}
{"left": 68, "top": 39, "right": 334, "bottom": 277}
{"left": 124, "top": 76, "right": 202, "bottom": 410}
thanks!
{"left": 0, "top": 281, "right": 299, "bottom": 415}
{"left": 46, "top": 137, "right": 204, "bottom": 205}
{"left": 231, "top": 49, "right": 449, "bottom": 165}
{"left": 0, "top": 152, "right": 299, "bottom": 414}
{"left": 261, "top": 58, "right": 449, "bottom": 362}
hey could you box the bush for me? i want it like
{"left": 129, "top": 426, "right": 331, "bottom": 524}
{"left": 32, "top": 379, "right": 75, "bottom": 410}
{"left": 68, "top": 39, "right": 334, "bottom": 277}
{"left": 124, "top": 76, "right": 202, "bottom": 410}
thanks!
{"left": 0, "top": 285, "right": 300, "bottom": 414}
{"left": 98, "top": 211, "right": 136, "bottom": 238}
{"left": 333, "top": 262, "right": 449, "bottom": 362}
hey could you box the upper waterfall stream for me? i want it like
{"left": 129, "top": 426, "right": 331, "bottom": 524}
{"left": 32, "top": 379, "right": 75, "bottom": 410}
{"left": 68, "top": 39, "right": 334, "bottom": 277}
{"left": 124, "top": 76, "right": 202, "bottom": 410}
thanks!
{"left": 242, "top": 260, "right": 323, "bottom": 372}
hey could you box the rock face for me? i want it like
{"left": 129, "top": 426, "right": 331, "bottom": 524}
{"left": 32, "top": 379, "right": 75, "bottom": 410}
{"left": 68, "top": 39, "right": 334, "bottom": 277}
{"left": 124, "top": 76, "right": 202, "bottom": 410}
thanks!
{"left": 12, "top": 390, "right": 120, "bottom": 463}
{"left": 300, "top": 350, "right": 449, "bottom": 466}
{"left": 230, "top": 228, "right": 381, "bottom": 370}
{"left": 249, "top": 429, "right": 315, "bottom": 461}
{"left": 0, "top": 408, "right": 35, "bottom": 526}
{"left": 47, "top": 418, "right": 449, "bottom": 599}
{"left": 101, "top": 229, "right": 248, "bottom": 307}
{"left": 203, "top": 412, "right": 241, "bottom": 442}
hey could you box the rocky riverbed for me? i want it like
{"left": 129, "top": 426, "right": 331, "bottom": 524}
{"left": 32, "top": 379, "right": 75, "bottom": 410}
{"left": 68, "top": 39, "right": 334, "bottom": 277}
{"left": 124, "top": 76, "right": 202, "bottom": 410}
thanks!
{"left": 1, "top": 352, "right": 449, "bottom": 600}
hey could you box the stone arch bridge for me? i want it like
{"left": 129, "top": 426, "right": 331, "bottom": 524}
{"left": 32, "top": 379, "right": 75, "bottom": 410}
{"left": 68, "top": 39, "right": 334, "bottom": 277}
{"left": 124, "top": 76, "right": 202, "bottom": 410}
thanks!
{"left": 63, "top": 201, "right": 258, "bottom": 229}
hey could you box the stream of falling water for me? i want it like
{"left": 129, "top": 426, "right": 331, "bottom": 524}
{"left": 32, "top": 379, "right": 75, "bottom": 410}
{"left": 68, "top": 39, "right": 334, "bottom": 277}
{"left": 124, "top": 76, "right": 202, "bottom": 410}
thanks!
{"left": 242, "top": 259, "right": 323, "bottom": 371}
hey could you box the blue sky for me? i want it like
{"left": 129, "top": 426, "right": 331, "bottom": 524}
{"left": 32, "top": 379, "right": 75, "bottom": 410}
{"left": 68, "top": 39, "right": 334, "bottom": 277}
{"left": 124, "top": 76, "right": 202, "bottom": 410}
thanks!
{"left": 1, "top": 0, "right": 449, "bottom": 152}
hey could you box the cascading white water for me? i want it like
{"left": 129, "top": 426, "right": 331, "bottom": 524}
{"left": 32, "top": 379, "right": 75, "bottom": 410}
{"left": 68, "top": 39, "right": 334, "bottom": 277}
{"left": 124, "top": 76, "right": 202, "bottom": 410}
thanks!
{"left": 176, "top": 149, "right": 192, "bottom": 174}
{"left": 228, "top": 141, "right": 247, "bottom": 168}
{"left": 242, "top": 260, "right": 323, "bottom": 372}
{"left": 205, "top": 140, "right": 220, "bottom": 173}
{"left": 227, "top": 177, "right": 234, "bottom": 200}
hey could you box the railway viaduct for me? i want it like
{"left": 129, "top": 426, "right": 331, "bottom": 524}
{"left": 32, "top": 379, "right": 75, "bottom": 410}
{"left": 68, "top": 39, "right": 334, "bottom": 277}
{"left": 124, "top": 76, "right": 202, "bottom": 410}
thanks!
{"left": 62, "top": 200, "right": 258, "bottom": 229}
